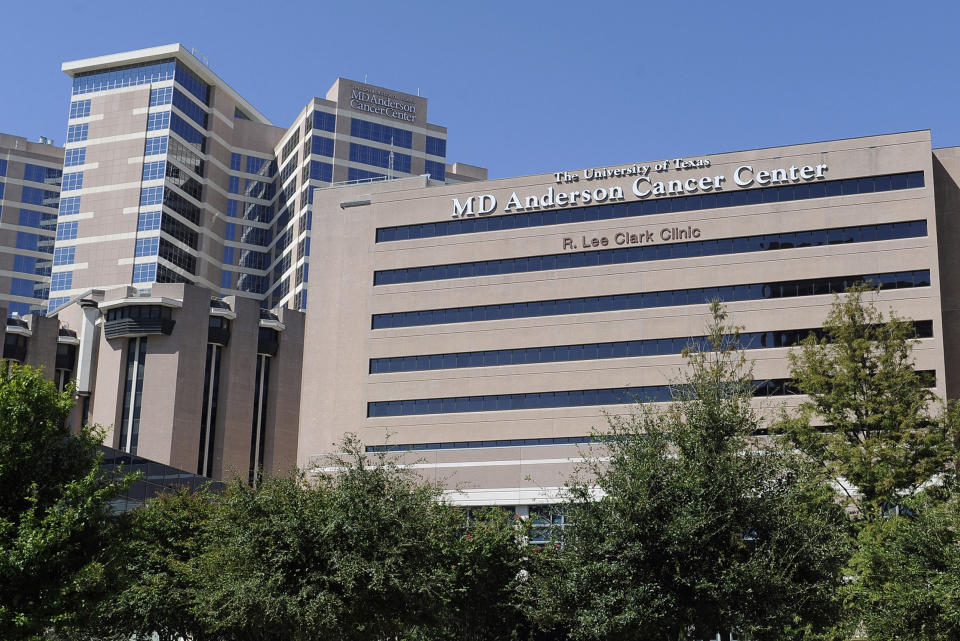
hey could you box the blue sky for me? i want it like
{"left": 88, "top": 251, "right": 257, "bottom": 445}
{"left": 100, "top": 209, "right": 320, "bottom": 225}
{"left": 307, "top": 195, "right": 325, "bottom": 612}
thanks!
{"left": 3, "top": 0, "right": 958, "bottom": 179}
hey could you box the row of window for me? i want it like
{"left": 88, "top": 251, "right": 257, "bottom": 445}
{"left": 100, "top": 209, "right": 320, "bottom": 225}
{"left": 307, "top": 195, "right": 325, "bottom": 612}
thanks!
{"left": 50, "top": 271, "right": 73, "bottom": 292}
{"left": 375, "top": 220, "right": 927, "bottom": 286}
{"left": 368, "top": 378, "right": 800, "bottom": 417}
{"left": 348, "top": 167, "right": 385, "bottom": 182}
{"left": 350, "top": 143, "right": 412, "bottom": 173}
{"left": 147, "top": 111, "right": 170, "bottom": 131}
{"left": 105, "top": 304, "right": 173, "bottom": 321}
{"left": 370, "top": 321, "right": 934, "bottom": 373}
{"left": 310, "top": 161, "right": 333, "bottom": 182}
{"left": 351, "top": 118, "right": 412, "bottom": 148}
{"left": 137, "top": 210, "right": 161, "bottom": 231}
{"left": 12, "top": 255, "right": 50, "bottom": 277}
{"left": 174, "top": 65, "right": 209, "bottom": 104}
{"left": 145, "top": 135, "right": 167, "bottom": 157}
{"left": 367, "top": 435, "right": 594, "bottom": 453}
{"left": 281, "top": 131, "right": 300, "bottom": 163}
{"left": 72, "top": 59, "right": 176, "bottom": 95}
{"left": 61, "top": 172, "right": 83, "bottom": 191}
{"left": 372, "top": 270, "right": 932, "bottom": 329}
{"left": 142, "top": 161, "right": 166, "bottom": 181}
{"left": 376, "top": 171, "right": 926, "bottom": 243}
{"left": 15, "top": 232, "right": 53, "bottom": 252}
{"left": 133, "top": 262, "right": 157, "bottom": 283}
{"left": 56, "top": 220, "right": 79, "bottom": 241}
{"left": 17, "top": 208, "right": 57, "bottom": 230}
{"left": 9, "top": 277, "right": 48, "bottom": 298}
{"left": 171, "top": 114, "right": 205, "bottom": 150}
{"left": 53, "top": 246, "right": 75, "bottom": 266}
{"left": 135, "top": 236, "right": 159, "bottom": 257}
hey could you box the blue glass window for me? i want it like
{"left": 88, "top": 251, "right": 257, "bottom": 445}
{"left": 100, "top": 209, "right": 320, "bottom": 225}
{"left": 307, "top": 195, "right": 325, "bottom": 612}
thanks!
{"left": 220, "top": 271, "right": 233, "bottom": 289}
{"left": 372, "top": 270, "right": 932, "bottom": 330}
{"left": 18, "top": 209, "right": 56, "bottom": 229}
{"left": 61, "top": 172, "right": 84, "bottom": 191}
{"left": 170, "top": 114, "right": 204, "bottom": 149}
{"left": 313, "top": 111, "right": 336, "bottom": 132}
{"left": 425, "top": 136, "right": 446, "bottom": 157}
{"left": 132, "top": 262, "right": 157, "bottom": 283}
{"left": 231, "top": 153, "right": 243, "bottom": 171}
{"left": 50, "top": 271, "right": 73, "bottom": 292}
{"left": 24, "top": 164, "right": 62, "bottom": 184}
{"left": 226, "top": 200, "right": 238, "bottom": 218}
{"left": 47, "top": 297, "right": 69, "bottom": 312}
{"left": 174, "top": 64, "right": 209, "bottom": 104}
{"left": 140, "top": 186, "right": 164, "bottom": 206}
{"left": 135, "top": 236, "right": 159, "bottom": 257}
{"left": 310, "top": 161, "right": 332, "bottom": 182}
{"left": 424, "top": 160, "right": 445, "bottom": 181}
{"left": 21, "top": 187, "right": 59, "bottom": 207}
{"left": 142, "top": 161, "right": 166, "bottom": 181}
{"left": 146, "top": 112, "right": 170, "bottom": 131}
{"left": 59, "top": 196, "right": 81, "bottom": 216}
{"left": 349, "top": 143, "right": 411, "bottom": 172}
{"left": 310, "top": 136, "right": 334, "bottom": 157}
{"left": 16, "top": 232, "right": 39, "bottom": 251}
{"left": 72, "top": 60, "right": 175, "bottom": 95}
{"left": 54, "top": 246, "right": 76, "bottom": 266}
{"left": 350, "top": 118, "right": 411, "bottom": 148}
{"left": 144, "top": 136, "right": 168, "bottom": 156}
{"left": 137, "top": 211, "right": 162, "bottom": 231}
{"left": 149, "top": 86, "right": 173, "bottom": 106}
{"left": 0, "top": 159, "right": 6, "bottom": 175}
{"left": 225, "top": 223, "right": 236, "bottom": 241}
{"left": 13, "top": 255, "right": 36, "bottom": 274}
{"left": 172, "top": 89, "right": 208, "bottom": 128}
{"left": 66, "top": 123, "right": 88, "bottom": 143}
{"left": 10, "top": 278, "right": 38, "bottom": 297}
{"left": 228, "top": 176, "right": 240, "bottom": 194}
{"left": 69, "top": 99, "right": 91, "bottom": 119}
{"left": 245, "top": 156, "right": 265, "bottom": 174}
{"left": 64, "top": 148, "right": 86, "bottom": 167}
{"left": 376, "top": 171, "right": 928, "bottom": 243}
{"left": 56, "top": 221, "right": 78, "bottom": 241}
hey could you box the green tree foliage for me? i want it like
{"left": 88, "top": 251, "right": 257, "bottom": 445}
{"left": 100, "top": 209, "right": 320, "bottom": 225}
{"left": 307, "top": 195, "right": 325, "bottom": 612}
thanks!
{"left": 854, "top": 492, "right": 960, "bottom": 641}
{"left": 778, "top": 285, "right": 954, "bottom": 516}
{"left": 0, "top": 364, "right": 131, "bottom": 640}
{"left": 531, "top": 302, "right": 849, "bottom": 641}
{"left": 89, "top": 488, "right": 213, "bottom": 641}
{"left": 84, "top": 437, "right": 528, "bottom": 641}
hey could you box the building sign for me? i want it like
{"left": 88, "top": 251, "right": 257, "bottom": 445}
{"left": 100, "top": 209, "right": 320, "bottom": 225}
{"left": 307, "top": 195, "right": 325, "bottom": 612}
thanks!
{"left": 349, "top": 85, "right": 418, "bottom": 123}
{"left": 451, "top": 161, "right": 830, "bottom": 219}
{"left": 562, "top": 226, "right": 702, "bottom": 250}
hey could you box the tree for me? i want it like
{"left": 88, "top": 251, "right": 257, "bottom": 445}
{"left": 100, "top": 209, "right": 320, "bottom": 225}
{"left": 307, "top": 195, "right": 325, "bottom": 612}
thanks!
{"left": 0, "top": 364, "right": 131, "bottom": 639}
{"left": 854, "top": 491, "right": 960, "bottom": 641}
{"left": 530, "top": 302, "right": 850, "bottom": 641}
{"left": 188, "top": 437, "right": 527, "bottom": 641}
{"left": 86, "top": 488, "right": 215, "bottom": 641}
{"left": 777, "top": 285, "right": 954, "bottom": 517}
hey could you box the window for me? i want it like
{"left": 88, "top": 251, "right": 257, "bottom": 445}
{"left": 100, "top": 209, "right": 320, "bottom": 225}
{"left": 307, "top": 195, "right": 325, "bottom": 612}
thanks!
{"left": 310, "top": 135, "right": 334, "bottom": 157}
{"left": 174, "top": 64, "right": 209, "bottom": 104}
{"left": 24, "top": 164, "right": 62, "bottom": 185}
{"left": 66, "top": 123, "right": 88, "bottom": 143}
{"left": 144, "top": 136, "right": 168, "bottom": 156}
{"left": 135, "top": 237, "right": 159, "bottom": 257}
{"left": 56, "top": 221, "right": 78, "bottom": 241}
{"left": 69, "top": 99, "right": 91, "bottom": 119}
{"left": 137, "top": 210, "right": 161, "bottom": 231}
{"left": 54, "top": 247, "right": 76, "bottom": 266}
{"left": 146, "top": 111, "right": 170, "bottom": 131}
{"left": 425, "top": 136, "right": 446, "bottom": 157}
{"left": 119, "top": 337, "right": 148, "bottom": 454}
{"left": 231, "top": 153, "right": 242, "bottom": 171}
{"left": 349, "top": 143, "right": 411, "bottom": 173}
{"left": 350, "top": 118, "right": 411, "bottom": 147}
{"left": 172, "top": 89, "right": 208, "bottom": 128}
{"left": 220, "top": 271, "right": 233, "bottom": 289}
{"left": 59, "top": 196, "right": 81, "bottom": 216}
{"left": 132, "top": 262, "right": 157, "bottom": 283}
{"left": 140, "top": 186, "right": 164, "bottom": 206}
{"left": 64, "top": 148, "right": 86, "bottom": 167}
{"left": 313, "top": 111, "right": 336, "bottom": 132}
{"left": 61, "top": 172, "right": 83, "bottom": 191}
{"left": 73, "top": 59, "right": 175, "bottom": 95}
{"left": 309, "top": 161, "right": 332, "bottom": 182}
{"left": 142, "top": 161, "right": 166, "bottom": 181}
{"left": 425, "top": 160, "right": 445, "bottom": 181}
{"left": 50, "top": 271, "right": 73, "bottom": 292}
{"left": 348, "top": 167, "right": 385, "bottom": 182}
{"left": 170, "top": 114, "right": 204, "bottom": 150}
{"left": 149, "top": 87, "right": 173, "bottom": 106}
{"left": 281, "top": 131, "right": 300, "bottom": 162}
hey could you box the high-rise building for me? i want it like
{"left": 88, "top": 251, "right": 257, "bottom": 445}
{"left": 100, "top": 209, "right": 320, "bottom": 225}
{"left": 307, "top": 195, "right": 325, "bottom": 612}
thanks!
{"left": 53, "top": 44, "right": 484, "bottom": 314}
{"left": 0, "top": 133, "right": 63, "bottom": 317}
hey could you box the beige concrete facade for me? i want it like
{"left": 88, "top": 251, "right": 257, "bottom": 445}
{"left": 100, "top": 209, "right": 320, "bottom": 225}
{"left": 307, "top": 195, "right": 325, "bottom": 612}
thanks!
{"left": 299, "top": 130, "right": 953, "bottom": 505}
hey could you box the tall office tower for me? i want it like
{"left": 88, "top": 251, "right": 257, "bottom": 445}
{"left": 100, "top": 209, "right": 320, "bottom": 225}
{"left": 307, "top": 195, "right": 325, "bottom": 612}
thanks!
{"left": 0, "top": 133, "right": 63, "bottom": 317}
{"left": 56, "top": 44, "right": 483, "bottom": 313}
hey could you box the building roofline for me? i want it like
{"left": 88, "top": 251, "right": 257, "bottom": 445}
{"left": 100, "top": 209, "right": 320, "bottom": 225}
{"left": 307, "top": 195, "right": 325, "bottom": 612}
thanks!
{"left": 61, "top": 43, "right": 272, "bottom": 126}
